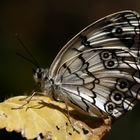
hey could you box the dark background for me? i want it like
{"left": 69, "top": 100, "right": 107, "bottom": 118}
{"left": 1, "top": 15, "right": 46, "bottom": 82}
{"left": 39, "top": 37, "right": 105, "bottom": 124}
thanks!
{"left": 0, "top": 0, "right": 140, "bottom": 139}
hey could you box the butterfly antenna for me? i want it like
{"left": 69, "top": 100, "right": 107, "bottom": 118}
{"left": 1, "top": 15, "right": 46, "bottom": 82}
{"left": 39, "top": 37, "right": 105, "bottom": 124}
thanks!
{"left": 16, "top": 52, "right": 39, "bottom": 67}
{"left": 15, "top": 33, "right": 40, "bottom": 68}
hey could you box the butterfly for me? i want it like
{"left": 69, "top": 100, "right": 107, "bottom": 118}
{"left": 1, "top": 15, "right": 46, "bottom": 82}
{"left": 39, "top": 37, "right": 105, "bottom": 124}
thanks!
{"left": 33, "top": 10, "right": 140, "bottom": 119}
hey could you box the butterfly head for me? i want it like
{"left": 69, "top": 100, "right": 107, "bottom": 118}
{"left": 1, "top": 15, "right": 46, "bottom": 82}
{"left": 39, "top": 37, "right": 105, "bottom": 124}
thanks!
{"left": 33, "top": 68, "right": 48, "bottom": 85}
{"left": 33, "top": 68, "right": 55, "bottom": 94}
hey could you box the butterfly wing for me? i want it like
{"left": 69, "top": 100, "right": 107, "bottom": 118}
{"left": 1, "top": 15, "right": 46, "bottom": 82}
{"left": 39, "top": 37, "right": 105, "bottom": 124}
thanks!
{"left": 48, "top": 10, "right": 140, "bottom": 118}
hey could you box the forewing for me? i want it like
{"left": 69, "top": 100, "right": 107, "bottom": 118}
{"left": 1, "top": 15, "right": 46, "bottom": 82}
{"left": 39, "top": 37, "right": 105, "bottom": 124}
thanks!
{"left": 49, "top": 10, "right": 140, "bottom": 118}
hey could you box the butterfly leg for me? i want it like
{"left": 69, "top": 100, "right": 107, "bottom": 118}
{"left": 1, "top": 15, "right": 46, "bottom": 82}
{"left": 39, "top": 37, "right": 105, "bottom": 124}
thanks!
{"left": 64, "top": 102, "right": 80, "bottom": 134}
{"left": 11, "top": 91, "right": 37, "bottom": 109}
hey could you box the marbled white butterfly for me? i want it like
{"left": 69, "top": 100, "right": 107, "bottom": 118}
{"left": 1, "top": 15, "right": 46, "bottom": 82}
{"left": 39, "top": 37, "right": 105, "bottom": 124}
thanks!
{"left": 33, "top": 10, "right": 140, "bottom": 119}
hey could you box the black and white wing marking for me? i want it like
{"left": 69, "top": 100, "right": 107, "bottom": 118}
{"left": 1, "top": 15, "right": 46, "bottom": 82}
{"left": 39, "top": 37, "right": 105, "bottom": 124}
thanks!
{"left": 48, "top": 10, "right": 140, "bottom": 118}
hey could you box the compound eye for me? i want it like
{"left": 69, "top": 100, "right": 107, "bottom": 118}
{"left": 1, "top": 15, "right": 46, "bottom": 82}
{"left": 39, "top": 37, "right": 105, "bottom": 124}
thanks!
{"left": 37, "top": 72, "right": 43, "bottom": 79}
{"left": 37, "top": 68, "right": 44, "bottom": 73}
{"left": 33, "top": 68, "right": 45, "bottom": 83}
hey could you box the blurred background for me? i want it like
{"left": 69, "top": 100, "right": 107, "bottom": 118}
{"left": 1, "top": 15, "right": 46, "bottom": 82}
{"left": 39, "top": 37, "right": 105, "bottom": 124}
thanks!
{"left": 0, "top": 0, "right": 140, "bottom": 139}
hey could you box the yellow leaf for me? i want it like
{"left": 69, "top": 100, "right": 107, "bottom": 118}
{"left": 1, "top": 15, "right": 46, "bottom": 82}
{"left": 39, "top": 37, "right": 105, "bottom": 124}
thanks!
{"left": 0, "top": 96, "right": 111, "bottom": 140}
